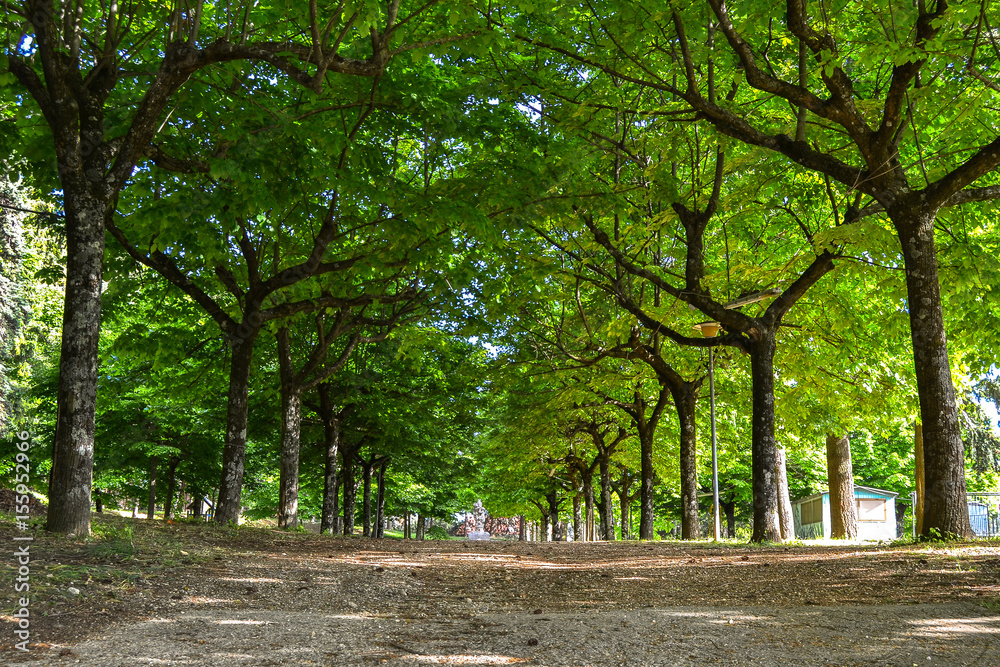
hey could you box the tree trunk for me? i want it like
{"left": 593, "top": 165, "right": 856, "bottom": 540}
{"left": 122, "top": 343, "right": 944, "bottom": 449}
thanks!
{"left": 277, "top": 387, "right": 303, "bottom": 528}
{"left": 362, "top": 455, "right": 374, "bottom": 537}
{"left": 147, "top": 455, "right": 158, "bottom": 520}
{"left": 826, "top": 433, "right": 858, "bottom": 539}
{"left": 915, "top": 422, "right": 925, "bottom": 535}
{"left": 775, "top": 446, "right": 795, "bottom": 541}
{"left": 617, "top": 471, "right": 632, "bottom": 540}
{"left": 214, "top": 333, "right": 257, "bottom": 525}
{"left": 95, "top": 495, "right": 103, "bottom": 514}
{"left": 639, "top": 429, "right": 655, "bottom": 539}
{"left": 722, "top": 494, "right": 736, "bottom": 538}
{"left": 571, "top": 492, "right": 582, "bottom": 542}
{"left": 547, "top": 491, "right": 559, "bottom": 541}
{"left": 164, "top": 459, "right": 180, "bottom": 521}
{"left": 582, "top": 470, "right": 595, "bottom": 541}
{"left": 677, "top": 387, "right": 701, "bottom": 539}
{"left": 46, "top": 194, "right": 107, "bottom": 536}
{"left": 749, "top": 333, "right": 783, "bottom": 542}
{"left": 518, "top": 515, "right": 527, "bottom": 541}
{"left": 404, "top": 512, "right": 411, "bottom": 539}
{"left": 417, "top": 513, "right": 426, "bottom": 540}
{"left": 375, "top": 459, "right": 388, "bottom": 538}
{"left": 599, "top": 456, "right": 615, "bottom": 540}
{"left": 318, "top": 384, "right": 340, "bottom": 534}
{"left": 892, "top": 210, "right": 972, "bottom": 538}
{"left": 541, "top": 512, "right": 551, "bottom": 541}
{"left": 341, "top": 448, "right": 358, "bottom": 535}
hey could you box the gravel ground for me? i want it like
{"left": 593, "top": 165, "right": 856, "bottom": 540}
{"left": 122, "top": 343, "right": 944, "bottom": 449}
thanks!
{"left": 14, "top": 603, "right": 1000, "bottom": 666}
{"left": 3, "top": 524, "right": 999, "bottom": 666}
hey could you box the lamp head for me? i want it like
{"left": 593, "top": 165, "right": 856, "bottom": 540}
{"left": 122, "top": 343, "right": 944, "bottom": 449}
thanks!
{"left": 693, "top": 322, "right": 721, "bottom": 338}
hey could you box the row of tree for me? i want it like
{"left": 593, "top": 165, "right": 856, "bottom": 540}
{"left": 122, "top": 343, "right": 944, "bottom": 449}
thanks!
{"left": 3, "top": 1, "right": 1000, "bottom": 540}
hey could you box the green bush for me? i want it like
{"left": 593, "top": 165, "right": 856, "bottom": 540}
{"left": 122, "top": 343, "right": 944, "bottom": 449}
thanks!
{"left": 427, "top": 525, "right": 450, "bottom": 540}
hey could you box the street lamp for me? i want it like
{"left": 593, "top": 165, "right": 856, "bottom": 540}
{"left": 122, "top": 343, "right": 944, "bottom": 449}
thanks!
{"left": 693, "top": 321, "right": 722, "bottom": 541}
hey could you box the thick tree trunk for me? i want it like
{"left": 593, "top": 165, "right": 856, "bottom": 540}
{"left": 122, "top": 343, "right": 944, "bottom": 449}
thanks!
{"left": 46, "top": 194, "right": 107, "bottom": 536}
{"left": 749, "top": 334, "right": 783, "bottom": 542}
{"left": 518, "top": 515, "right": 527, "bottom": 541}
{"left": 599, "top": 457, "right": 615, "bottom": 540}
{"left": 164, "top": 459, "right": 180, "bottom": 521}
{"left": 775, "top": 447, "right": 795, "bottom": 541}
{"left": 375, "top": 459, "right": 387, "bottom": 538}
{"left": 277, "top": 386, "right": 303, "bottom": 529}
{"left": 147, "top": 455, "right": 158, "bottom": 520}
{"left": 893, "top": 211, "right": 972, "bottom": 538}
{"left": 318, "top": 385, "right": 340, "bottom": 534}
{"left": 677, "top": 388, "right": 701, "bottom": 539}
{"left": 362, "top": 456, "right": 374, "bottom": 537}
{"left": 915, "top": 422, "right": 925, "bottom": 535}
{"left": 417, "top": 513, "right": 425, "bottom": 540}
{"left": 404, "top": 512, "right": 411, "bottom": 539}
{"left": 826, "top": 433, "right": 858, "bottom": 539}
{"left": 215, "top": 334, "right": 257, "bottom": 524}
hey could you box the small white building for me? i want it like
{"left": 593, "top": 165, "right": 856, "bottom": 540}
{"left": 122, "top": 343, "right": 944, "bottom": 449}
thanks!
{"left": 792, "top": 485, "right": 898, "bottom": 541}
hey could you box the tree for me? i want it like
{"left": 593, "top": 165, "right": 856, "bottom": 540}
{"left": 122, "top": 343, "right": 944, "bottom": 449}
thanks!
{"left": 5, "top": 0, "right": 483, "bottom": 535}
{"left": 517, "top": 0, "right": 1000, "bottom": 536}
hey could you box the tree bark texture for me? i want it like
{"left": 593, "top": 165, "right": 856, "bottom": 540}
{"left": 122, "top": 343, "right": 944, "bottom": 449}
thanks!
{"left": 417, "top": 514, "right": 425, "bottom": 540}
{"left": 638, "top": 428, "right": 655, "bottom": 539}
{"left": 749, "top": 334, "right": 783, "bottom": 542}
{"left": 892, "top": 212, "right": 972, "bottom": 538}
{"left": 582, "top": 471, "right": 595, "bottom": 541}
{"left": 676, "top": 386, "right": 701, "bottom": 539}
{"left": 341, "top": 448, "right": 358, "bottom": 535}
{"left": 599, "top": 457, "right": 615, "bottom": 540}
{"left": 46, "top": 193, "right": 107, "bottom": 536}
{"left": 362, "top": 456, "right": 374, "bottom": 537}
{"left": 318, "top": 384, "right": 340, "bottom": 534}
{"left": 826, "top": 433, "right": 858, "bottom": 539}
{"left": 277, "top": 388, "right": 303, "bottom": 528}
{"left": 375, "top": 459, "right": 387, "bottom": 538}
{"left": 214, "top": 334, "right": 257, "bottom": 524}
{"left": 775, "top": 447, "right": 795, "bottom": 541}
{"left": 915, "top": 422, "right": 925, "bottom": 535}
{"left": 518, "top": 515, "right": 527, "bottom": 541}
{"left": 277, "top": 328, "right": 302, "bottom": 529}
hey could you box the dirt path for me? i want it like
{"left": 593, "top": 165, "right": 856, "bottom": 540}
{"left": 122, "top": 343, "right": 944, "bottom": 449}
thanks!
{"left": 3, "top": 521, "right": 999, "bottom": 665}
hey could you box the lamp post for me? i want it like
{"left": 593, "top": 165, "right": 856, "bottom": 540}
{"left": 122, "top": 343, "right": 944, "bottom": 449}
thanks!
{"left": 694, "top": 321, "right": 722, "bottom": 541}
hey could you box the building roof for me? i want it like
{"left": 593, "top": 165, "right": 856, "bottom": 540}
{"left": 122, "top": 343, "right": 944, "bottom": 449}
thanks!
{"left": 792, "top": 484, "right": 899, "bottom": 505}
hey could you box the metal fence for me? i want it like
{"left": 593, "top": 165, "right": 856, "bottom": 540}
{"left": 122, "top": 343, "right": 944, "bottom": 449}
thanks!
{"left": 967, "top": 492, "right": 1000, "bottom": 538}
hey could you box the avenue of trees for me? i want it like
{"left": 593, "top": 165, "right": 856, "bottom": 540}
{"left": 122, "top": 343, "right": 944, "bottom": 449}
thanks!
{"left": 3, "top": 0, "right": 1000, "bottom": 542}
